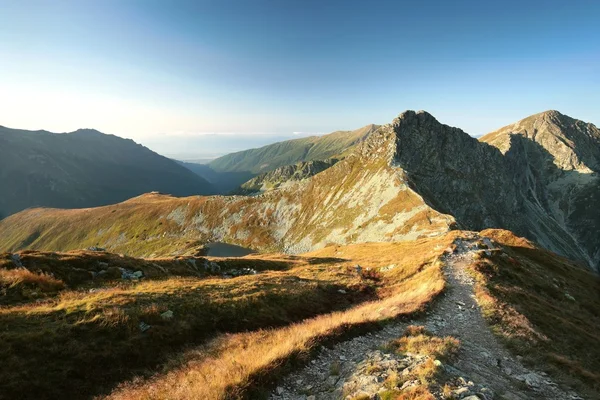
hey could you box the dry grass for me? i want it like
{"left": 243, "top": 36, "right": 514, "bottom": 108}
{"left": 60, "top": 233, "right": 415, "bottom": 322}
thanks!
{"left": 376, "top": 326, "right": 460, "bottom": 400}
{"left": 389, "top": 325, "right": 460, "bottom": 361}
{"left": 0, "top": 268, "right": 65, "bottom": 303}
{"left": 0, "top": 234, "right": 455, "bottom": 400}
{"left": 469, "top": 229, "right": 600, "bottom": 396}
{"left": 106, "top": 235, "right": 456, "bottom": 400}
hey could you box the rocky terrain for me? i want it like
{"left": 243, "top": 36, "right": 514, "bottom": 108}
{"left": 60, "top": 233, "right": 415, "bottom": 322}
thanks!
{"left": 0, "top": 110, "right": 598, "bottom": 273}
{"left": 270, "top": 236, "right": 585, "bottom": 400}
{"left": 236, "top": 158, "right": 339, "bottom": 194}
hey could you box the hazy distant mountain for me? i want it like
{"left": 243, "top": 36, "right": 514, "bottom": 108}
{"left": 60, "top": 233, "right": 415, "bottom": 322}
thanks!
{"left": 180, "top": 124, "right": 379, "bottom": 193}
{"left": 209, "top": 123, "right": 379, "bottom": 174}
{"left": 0, "top": 125, "right": 214, "bottom": 218}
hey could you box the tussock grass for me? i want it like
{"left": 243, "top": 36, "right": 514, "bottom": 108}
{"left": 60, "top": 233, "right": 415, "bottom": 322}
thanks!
{"left": 106, "top": 236, "right": 455, "bottom": 400}
{"left": 0, "top": 268, "right": 65, "bottom": 303}
{"left": 377, "top": 326, "right": 460, "bottom": 400}
{"left": 470, "top": 229, "right": 600, "bottom": 396}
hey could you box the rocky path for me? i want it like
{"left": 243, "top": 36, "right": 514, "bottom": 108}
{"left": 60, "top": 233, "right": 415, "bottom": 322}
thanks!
{"left": 270, "top": 237, "right": 584, "bottom": 400}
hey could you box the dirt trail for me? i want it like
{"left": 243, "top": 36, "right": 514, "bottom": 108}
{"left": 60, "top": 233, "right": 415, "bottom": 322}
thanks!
{"left": 270, "top": 236, "right": 584, "bottom": 400}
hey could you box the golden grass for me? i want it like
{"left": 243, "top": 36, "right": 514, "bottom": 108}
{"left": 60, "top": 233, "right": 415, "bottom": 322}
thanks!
{"left": 376, "top": 326, "right": 460, "bottom": 400}
{"left": 106, "top": 235, "right": 456, "bottom": 400}
{"left": 470, "top": 229, "right": 600, "bottom": 396}
{"left": 0, "top": 268, "right": 65, "bottom": 304}
{"left": 0, "top": 234, "right": 455, "bottom": 400}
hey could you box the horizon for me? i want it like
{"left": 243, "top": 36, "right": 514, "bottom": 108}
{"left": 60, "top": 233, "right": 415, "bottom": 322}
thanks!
{"left": 1, "top": 0, "right": 599, "bottom": 157}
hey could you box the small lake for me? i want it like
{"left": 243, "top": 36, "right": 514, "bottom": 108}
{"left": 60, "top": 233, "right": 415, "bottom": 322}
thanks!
{"left": 205, "top": 242, "right": 257, "bottom": 257}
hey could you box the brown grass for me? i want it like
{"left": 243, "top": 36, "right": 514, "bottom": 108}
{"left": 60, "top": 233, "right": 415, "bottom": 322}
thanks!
{"left": 376, "top": 326, "right": 460, "bottom": 400}
{"left": 0, "top": 234, "right": 456, "bottom": 400}
{"left": 470, "top": 229, "right": 600, "bottom": 396}
{"left": 106, "top": 235, "right": 456, "bottom": 400}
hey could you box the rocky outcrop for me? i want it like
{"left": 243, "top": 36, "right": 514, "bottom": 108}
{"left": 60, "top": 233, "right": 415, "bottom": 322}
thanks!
{"left": 236, "top": 159, "right": 339, "bottom": 194}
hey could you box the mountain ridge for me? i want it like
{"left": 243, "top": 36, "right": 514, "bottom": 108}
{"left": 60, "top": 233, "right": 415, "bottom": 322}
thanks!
{"left": 1, "top": 110, "right": 598, "bottom": 271}
{"left": 0, "top": 125, "right": 214, "bottom": 218}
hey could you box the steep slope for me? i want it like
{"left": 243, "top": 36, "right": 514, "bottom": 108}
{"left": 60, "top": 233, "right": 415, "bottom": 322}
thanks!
{"left": 0, "top": 120, "right": 455, "bottom": 257}
{"left": 208, "top": 124, "right": 379, "bottom": 174}
{"left": 480, "top": 110, "right": 600, "bottom": 270}
{"left": 0, "top": 126, "right": 214, "bottom": 218}
{"left": 235, "top": 158, "right": 339, "bottom": 194}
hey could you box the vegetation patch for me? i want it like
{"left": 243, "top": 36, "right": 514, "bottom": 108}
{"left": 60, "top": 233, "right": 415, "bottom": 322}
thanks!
{"left": 469, "top": 229, "right": 600, "bottom": 396}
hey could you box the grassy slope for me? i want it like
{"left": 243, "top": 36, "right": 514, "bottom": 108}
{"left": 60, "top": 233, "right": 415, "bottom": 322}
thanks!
{"left": 0, "top": 155, "right": 454, "bottom": 257}
{"left": 0, "top": 233, "right": 455, "bottom": 400}
{"left": 0, "top": 126, "right": 213, "bottom": 218}
{"left": 472, "top": 229, "right": 600, "bottom": 396}
{"left": 208, "top": 124, "right": 379, "bottom": 174}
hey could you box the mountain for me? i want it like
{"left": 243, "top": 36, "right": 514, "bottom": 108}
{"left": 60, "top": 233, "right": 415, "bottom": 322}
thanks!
{"left": 480, "top": 110, "right": 600, "bottom": 270}
{"left": 0, "top": 110, "right": 598, "bottom": 272}
{"left": 0, "top": 125, "right": 214, "bottom": 218}
{"left": 185, "top": 124, "right": 380, "bottom": 193}
{"left": 235, "top": 158, "right": 339, "bottom": 194}
{"left": 208, "top": 123, "right": 379, "bottom": 174}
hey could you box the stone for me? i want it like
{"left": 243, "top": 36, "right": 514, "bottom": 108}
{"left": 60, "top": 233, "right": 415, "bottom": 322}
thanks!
{"left": 160, "top": 310, "right": 174, "bottom": 320}
{"left": 276, "top": 387, "right": 284, "bottom": 395}
{"left": 307, "top": 396, "right": 316, "bottom": 400}
{"left": 139, "top": 322, "right": 151, "bottom": 332}
{"left": 462, "top": 396, "right": 480, "bottom": 400}
{"left": 338, "top": 289, "right": 347, "bottom": 294}
{"left": 565, "top": 293, "right": 576, "bottom": 302}
{"left": 11, "top": 253, "right": 23, "bottom": 267}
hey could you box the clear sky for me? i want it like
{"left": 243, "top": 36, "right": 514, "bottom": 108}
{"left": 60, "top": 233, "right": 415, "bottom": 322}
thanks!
{"left": 1, "top": 0, "right": 599, "bottom": 158}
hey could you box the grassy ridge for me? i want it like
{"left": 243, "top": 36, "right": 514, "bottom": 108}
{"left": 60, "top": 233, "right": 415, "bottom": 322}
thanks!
{"left": 471, "top": 229, "right": 600, "bottom": 396}
{"left": 0, "top": 233, "right": 455, "bottom": 400}
{"left": 209, "top": 124, "right": 379, "bottom": 174}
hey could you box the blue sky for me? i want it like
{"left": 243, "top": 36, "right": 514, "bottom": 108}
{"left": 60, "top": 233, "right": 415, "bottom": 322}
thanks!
{"left": 1, "top": 0, "right": 598, "bottom": 158}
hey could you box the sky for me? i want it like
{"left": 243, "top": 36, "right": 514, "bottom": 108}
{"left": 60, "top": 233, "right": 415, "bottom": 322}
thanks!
{"left": 1, "top": 0, "right": 599, "bottom": 159}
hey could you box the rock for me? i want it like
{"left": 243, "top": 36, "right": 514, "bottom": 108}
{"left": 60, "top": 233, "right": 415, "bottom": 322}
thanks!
{"left": 462, "top": 396, "right": 480, "bottom": 400}
{"left": 433, "top": 359, "right": 442, "bottom": 367}
{"left": 338, "top": 289, "right": 347, "bottom": 294}
{"left": 306, "top": 396, "right": 316, "bottom": 400}
{"left": 503, "top": 367, "right": 512, "bottom": 375}
{"left": 139, "top": 322, "right": 151, "bottom": 332}
{"left": 355, "top": 264, "right": 362, "bottom": 274}
{"left": 87, "top": 246, "right": 105, "bottom": 252}
{"left": 104, "top": 266, "right": 122, "bottom": 279}
{"left": 454, "top": 387, "right": 470, "bottom": 396}
{"left": 160, "top": 310, "right": 174, "bottom": 320}
{"left": 276, "top": 387, "right": 284, "bottom": 395}
{"left": 97, "top": 261, "right": 109, "bottom": 269}
{"left": 132, "top": 270, "right": 144, "bottom": 279}
{"left": 11, "top": 254, "right": 23, "bottom": 267}
{"left": 565, "top": 293, "right": 576, "bottom": 302}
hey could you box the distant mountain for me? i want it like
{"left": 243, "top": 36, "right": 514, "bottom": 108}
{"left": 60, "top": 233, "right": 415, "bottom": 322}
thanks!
{"left": 0, "top": 125, "right": 214, "bottom": 218}
{"left": 1, "top": 111, "right": 598, "bottom": 272}
{"left": 179, "top": 124, "right": 378, "bottom": 193}
{"left": 176, "top": 160, "right": 254, "bottom": 194}
{"left": 203, "top": 123, "right": 378, "bottom": 175}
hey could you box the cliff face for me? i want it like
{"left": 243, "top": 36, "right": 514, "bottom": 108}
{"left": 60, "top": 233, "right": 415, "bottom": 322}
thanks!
{"left": 481, "top": 110, "right": 600, "bottom": 270}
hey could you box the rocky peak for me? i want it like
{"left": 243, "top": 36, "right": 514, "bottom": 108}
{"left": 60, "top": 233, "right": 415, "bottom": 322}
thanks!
{"left": 482, "top": 111, "right": 600, "bottom": 173}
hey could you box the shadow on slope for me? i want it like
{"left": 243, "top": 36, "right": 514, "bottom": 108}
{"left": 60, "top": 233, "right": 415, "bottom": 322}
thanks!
{"left": 0, "top": 251, "right": 374, "bottom": 400}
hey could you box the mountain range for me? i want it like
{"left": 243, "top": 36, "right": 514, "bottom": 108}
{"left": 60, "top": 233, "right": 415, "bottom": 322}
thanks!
{"left": 1, "top": 110, "right": 598, "bottom": 272}
{"left": 0, "top": 126, "right": 214, "bottom": 218}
